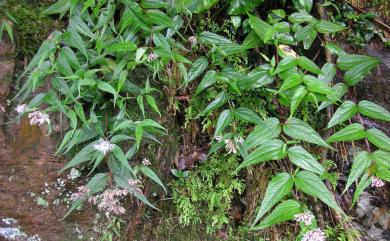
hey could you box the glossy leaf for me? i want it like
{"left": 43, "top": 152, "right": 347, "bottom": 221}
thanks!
{"left": 357, "top": 100, "right": 390, "bottom": 122}
{"left": 290, "top": 85, "right": 307, "bottom": 117}
{"left": 327, "top": 101, "right": 357, "bottom": 128}
{"left": 234, "top": 107, "right": 263, "bottom": 125}
{"left": 315, "top": 20, "right": 347, "bottom": 33}
{"left": 248, "top": 14, "right": 273, "bottom": 43}
{"left": 352, "top": 174, "right": 371, "bottom": 207}
{"left": 372, "top": 150, "right": 390, "bottom": 169}
{"left": 214, "top": 109, "right": 233, "bottom": 137}
{"left": 244, "top": 118, "right": 281, "bottom": 149}
{"left": 344, "top": 151, "right": 372, "bottom": 193}
{"left": 186, "top": 57, "right": 209, "bottom": 84}
{"left": 366, "top": 128, "right": 390, "bottom": 152}
{"left": 194, "top": 70, "right": 217, "bottom": 95}
{"left": 297, "top": 56, "right": 322, "bottom": 74}
{"left": 327, "top": 123, "right": 366, "bottom": 143}
{"left": 198, "top": 91, "right": 228, "bottom": 116}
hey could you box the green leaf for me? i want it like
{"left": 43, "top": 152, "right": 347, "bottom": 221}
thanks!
{"left": 318, "top": 83, "right": 348, "bottom": 111}
{"left": 194, "top": 70, "right": 217, "bottom": 95}
{"left": 60, "top": 144, "right": 95, "bottom": 172}
{"left": 372, "top": 150, "right": 390, "bottom": 169}
{"left": 315, "top": 20, "right": 347, "bottom": 33}
{"left": 283, "top": 118, "right": 332, "bottom": 148}
{"left": 318, "top": 63, "right": 336, "bottom": 83}
{"left": 252, "top": 200, "right": 301, "bottom": 230}
{"left": 252, "top": 173, "right": 293, "bottom": 226}
{"left": 145, "top": 95, "right": 161, "bottom": 116}
{"left": 295, "top": 171, "right": 341, "bottom": 211}
{"left": 344, "top": 151, "right": 372, "bottom": 193}
{"left": 288, "top": 11, "right": 314, "bottom": 23}
{"left": 106, "top": 42, "right": 137, "bottom": 52}
{"left": 337, "top": 54, "right": 379, "bottom": 71}
{"left": 228, "top": 0, "right": 264, "bottom": 15}
{"left": 234, "top": 107, "right": 263, "bottom": 125}
{"left": 198, "top": 91, "right": 228, "bottom": 116}
{"left": 327, "top": 123, "right": 366, "bottom": 143}
{"left": 357, "top": 100, "right": 390, "bottom": 122}
{"left": 214, "top": 109, "right": 233, "bottom": 137}
{"left": 248, "top": 14, "right": 273, "bottom": 43}
{"left": 62, "top": 29, "right": 88, "bottom": 59}
{"left": 274, "top": 58, "right": 297, "bottom": 74}
{"left": 145, "top": 9, "right": 173, "bottom": 28}
{"left": 288, "top": 146, "right": 325, "bottom": 175}
{"left": 375, "top": 167, "right": 390, "bottom": 182}
{"left": 74, "top": 102, "right": 88, "bottom": 127}
{"left": 279, "top": 72, "right": 302, "bottom": 92}
{"left": 344, "top": 60, "right": 380, "bottom": 86}
{"left": 297, "top": 56, "right": 322, "bottom": 74}
{"left": 292, "top": 0, "right": 313, "bottom": 12}
{"left": 294, "top": 23, "right": 314, "bottom": 41}
{"left": 244, "top": 118, "right": 281, "bottom": 149}
{"left": 366, "top": 128, "right": 390, "bottom": 152}
{"left": 140, "top": 166, "right": 167, "bottom": 193}
{"left": 198, "top": 31, "right": 232, "bottom": 45}
{"left": 302, "top": 75, "right": 332, "bottom": 95}
{"left": 112, "top": 145, "right": 133, "bottom": 173}
{"left": 236, "top": 139, "right": 286, "bottom": 170}
{"left": 352, "top": 174, "right": 371, "bottom": 207}
{"left": 290, "top": 85, "right": 307, "bottom": 117}
{"left": 137, "top": 95, "right": 145, "bottom": 118}
{"left": 186, "top": 57, "right": 209, "bottom": 85}
{"left": 327, "top": 101, "right": 357, "bottom": 128}
{"left": 98, "top": 81, "right": 118, "bottom": 103}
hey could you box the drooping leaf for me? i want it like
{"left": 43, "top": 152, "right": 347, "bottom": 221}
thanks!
{"left": 302, "top": 75, "right": 333, "bottom": 95}
{"left": 252, "top": 200, "right": 301, "bottom": 230}
{"left": 344, "top": 151, "right": 372, "bottom": 193}
{"left": 98, "top": 81, "right": 118, "bottom": 103}
{"left": 252, "top": 173, "right": 294, "bottom": 226}
{"left": 274, "top": 58, "right": 297, "bottom": 74}
{"left": 297, "top": 56, "right": 322, "bottom": 74}
{"left": 372, "top": 150, "right": 390, "bottom": 169}
{"left": 288, "top": 146, "right": 325, "bottom": 175}
{"left": 283, "top": 118, "right": 332, "bottom": 148}
{"left": 279, "top": 72, "right": 302, "bottom": 91}
{"left": 139, "top": 166, "right": 167, "bottom": 193}
{"left": 357, "top": 100, "right": 390, "bottom": 122}
{"left": 318, "top": 63, "right": 336, "bottom": 83}
{"left": 194, "top": 70, "right": 217, "bottom": 95}
{"left": 292, "top": 0, "right": 313, "bottom": 12}
{"left": 336, "top": 54, "right": 379, "bottom": 71}
{"left": 290, "top": 85, "right": 307, "bottom": 117}
{"left": 344, "top": 60, "right": 380, "bottom": 86}
{"left": 228, "top": 0, "right": 264, "bottom": 15}
{"left": 327, "top": 123, "right": 366, "bottom": 143}
{"left": 366, "top": 128, "right": 390, "bottom": 152}
{"left": 198, "top": 31, "right": 232, "bottom": 45}
{"left": 327, "top": 101, "right": 357, "bottom": 128}
{"left": 295, "top": 171, "right": 341, "bottom": 211}
{"left": 352, "top": 174, "right": 371, "bottom": 207}
{"left": 248, "top": 14, "right": 273, "bottom": 43}
{"left": 288, "top": 11, "right": 314, "bottom": 23}
{"left": 198, "top": 91, "right": 228, "bottom": 116}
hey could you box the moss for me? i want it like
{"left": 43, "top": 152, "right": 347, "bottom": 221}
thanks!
{"left": 4, "top": 0, "right": 63, "bottom": 58}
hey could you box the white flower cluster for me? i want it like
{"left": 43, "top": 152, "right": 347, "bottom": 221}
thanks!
{"left": 67, "top": 168, "right": 81, "bottom": 180}
{"left": 142, "top": 158, "right": 151, "bottom": 166}
{"left": 371, "top": 176, "right": 385, "bottom": 188}
{"left": 28, "top": 110, "right": 50, "bottom": 126}
{"left": 294, "top": 211, "right": 314, "bottom": 226}
{"left": 215, "top": 136, "right": 244, "bottom": 155}
{"left": 128, "top": 179, "right": 143, "bottom": 194}
{"left": 147, "top": 52, "right": 157, "bottom": 62}
{"left": 15, "top": 104, "right": 28, "bottom": 114}
{"left": 93, "top": 139, "right": 115, "bottom": 155}
{"left": 302, "top": 228, "right": 326, "bottom": 241}
{"left": 88, "top": 188, "right": 128, "bottom": 218}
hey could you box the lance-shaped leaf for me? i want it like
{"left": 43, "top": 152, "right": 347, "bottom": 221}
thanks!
{"left": 214, "top": 109, "right": 233, "bottom": 137}
{"left": 357, "top": 100, "right": 390, "bottom": 122}
{"left": 318, "top": 63, "right": 336, "bottom": 83}
{"left": 344, "top": 60, "right": 380, "bottom": 86}
{"left": 139, "top": 166, "right": 166, "bottom": 193}
{"left": 234, "top": 107, "right": 263, "bottom": 125}
{"left": 198, "top": 91, "right": 228, "bottom": 116}
{"left": 352, "top": 174, "right": 371, "bottom": 208}
{"left": 297, "top": 56, "right": 322, "bottom": 74}
{"left": 274, "top": 58, "right": 297, "bottom": 74}
{"left": 186, "top": 56, "right": 209, "bottom": 84}
{"left": 327, "top": 101, "right": 357, "bottom": 128}
{"left": 375, "top": 167, "right": 390, "bottom": 182}
{"left": 248, "top": 14, "right": 273, "bottom": 43}
{"left": 372, "top": 150, "right": 390, "bottom": 169}
{"left": 290, "top": 85, "right": 307, "bottom": 117}
{"left": 288, "top": 146, "right": 325, "bottom": 175}
{"left": 367, "top": 128, "right": 390, "bottom": 152}
{"left": 283, "top": 118, "right": 332, "bottom": 148}
{"left": 344, "top": 151, "right": 372, "bottom": 193}
{"left": 236, "top": 139, "right": 286, "bottom": 171}
{"left": 252, "top": 173, "right": 293, "bottom": 226}
{"left": 302, "top": 75, "right": 333, "bottom": 95}
{"left": 295, "top": 171, "right": 341, "bottom": 212}
{"left": 279, "top": 72, "right": 302, "bottom": 91}
{"left": 315, "top": 20, "right": 347, "bottom": 33}
{"left": 292, "top": 0, "right": 313, "bottom": 12}
{"left": 244, "top": 118, "right": 281, "bottom": 149}
{"left": 252, "top": 200, "right": 301, "bottom": 230}
{"left": 337, "top": 54, "right": 379, "bottom": 71}
{"left": 194, "top": 70, "right": 217, "bottom": 95}
{"left": 327, "top": 123, "right": 366, "bottom": 143}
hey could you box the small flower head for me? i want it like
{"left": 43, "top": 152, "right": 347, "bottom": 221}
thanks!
{"left": 89, "top": 188, "right": 128, "bottom": 218}
{"left": 371, "top": 176, "right": 385, "bottom": 188}
{"left": 28, "top": 110, "right": 50, "bottom": 126}
{"left": 67, "top": 168, "right": 81, "bottom": 180}
{"left": 294, "top": 211, "right": 314, "bottom": 226}
{"left": 93, "top": 139, "right": 114, "bottom": 155}
{"left": 15, "top": 104, "right": 28, "bottom": 114}
{"left": 147, "top": 52, "right": 157, "bottom": 62}
{"left": 142, "top": 158, "right": 151, "bottom": 166}
{"left": 302, "top": 228, "right": 326, "bottom": 241}
{"left": 224, "top": 139, "right": 237, "bottom": 154}
{"left": 70, "top": 185, "right": 90, "bottom": 201}
{"left": 128, "top": 179, "right": 143, "bottom": 194}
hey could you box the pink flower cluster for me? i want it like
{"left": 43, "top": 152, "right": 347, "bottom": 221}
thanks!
{"left": 371, "top": 176, "right": 385, "bottom": 188}
{"left": 215, "top": 136, "right": 243, "bottom": 155}
{"left": 294, "top": 211, "right": 314, "bottom": 226}
{"left": 15, "top": 104, "right": 28, "bottom": 114}
{"left": 142, "top": 158, "right": 151, "bottom": 166}
{"left": 302, "top": 228, "right": 326, "bottom": 241}
{"left": 89, "top": 188, "right": 128, "bottom": 218}
{"left": 128, "top": 179, "right": 143, "bottom": 194}
{"left": 70, "top": 186, "right": 90, "bottom": 201}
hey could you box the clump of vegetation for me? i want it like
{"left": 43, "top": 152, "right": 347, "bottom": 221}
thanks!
{"left": 171, "top": 154, "right": 244, "bottom": 234}
{"left": 8, "top": 0, "right": 390, "bottom": 240}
